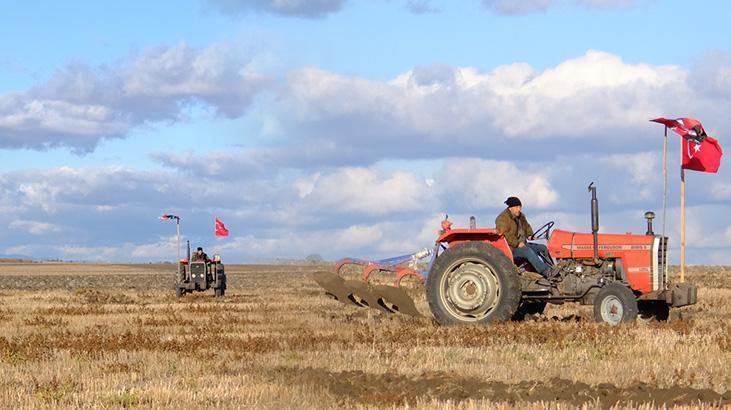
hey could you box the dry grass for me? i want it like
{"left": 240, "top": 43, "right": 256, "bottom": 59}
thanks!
{"left": 0, "top": 263, "right": 728, "bottom": 409}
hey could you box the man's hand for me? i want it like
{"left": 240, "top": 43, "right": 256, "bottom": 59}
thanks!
{"left": 518, "top": 242, "right": 526, "bottom": 248}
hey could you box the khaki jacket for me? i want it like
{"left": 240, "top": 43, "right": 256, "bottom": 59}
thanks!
{"left": 192, "top": 251, "right": 210, "bottom": 263}
{"left": 495, "top": 208, "right": 533, "bottom": 248}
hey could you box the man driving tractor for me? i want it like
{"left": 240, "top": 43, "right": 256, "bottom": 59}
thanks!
{"left": 191, "top": 246, "right": 210, "bottom": 263}
{"left": 495, "top": 196, "right": 553, "bottom": 278}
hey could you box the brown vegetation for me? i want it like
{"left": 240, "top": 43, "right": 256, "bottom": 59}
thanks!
{"left": 0, "top": 263, "right": 728, "bottom": 408}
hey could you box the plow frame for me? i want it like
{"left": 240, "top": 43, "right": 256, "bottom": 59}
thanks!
{"left": 334, "top": 251, "right": 433, "bottom": 287}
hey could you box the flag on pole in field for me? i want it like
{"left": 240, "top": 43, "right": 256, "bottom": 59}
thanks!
{"left": 651, "top": 117, "right": 723, "bottom": 173}
{"left": 159, "top": 214, "right": 180, "bottom": 221}
{"left": 215, "top": 218, "right": 229, "bottom": 237}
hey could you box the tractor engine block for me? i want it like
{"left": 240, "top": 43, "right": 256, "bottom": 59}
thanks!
{"left": 554, "top": 259, "right": 618, "bottom": 301}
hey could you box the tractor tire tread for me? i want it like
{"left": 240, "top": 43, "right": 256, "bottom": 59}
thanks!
{"left": 593, "top": 282, "right": 638, "bottom": 324}
{"left": 426, "top": 241, "right": 521, "bottom": 325}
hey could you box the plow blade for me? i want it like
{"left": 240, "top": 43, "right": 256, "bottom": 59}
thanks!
{"left": 345, "top": 280, "right": 391, "bottom": 313}
{"left": 312, "top": 271, "right": 359, "bottom": 306}
{"left": 372, "top": 285, "right": 422, "bottom": 317}
{"left": 312, "top": 271, "right": 422, "bottom": 317}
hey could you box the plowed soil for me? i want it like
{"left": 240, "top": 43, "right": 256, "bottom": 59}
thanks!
{"left": 276, "top": 367, "right": 729, "bottom": 408}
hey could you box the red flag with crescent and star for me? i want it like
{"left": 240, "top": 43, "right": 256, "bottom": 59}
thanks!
{"left": 650, "top": 117, "right": 723, "bottom": 173}
{"left": 215, "top": 217, "right": 229, "bottom": 237}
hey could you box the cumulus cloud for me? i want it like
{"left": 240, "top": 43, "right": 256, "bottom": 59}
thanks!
{"left": 8, "top": 220, "right": 63, "bottom": 235}
{"left": 206, "top": 0, "right": 346, "bottom": 18}
{"left": 293, "top": 167, "right": 433, "bottom": 215}
{"left": 1, "top": 154, "right": 728, "bottom": 263}
{"left": 131, "top": 236, "right": 181, "bottom": 259}
{"left": 0, "top": 43, "right": 269, "bottom": 151}
{"left": 481, "top": 0, "right": 554, "bottom": 15}
{"left": 436, "top": 158, "right": 558, "bottom": 211}
{"left": 276, "top": 50, "right": 689, "bottom": 164}
{"left": 481, "top": 0, "right": 645, "bottom": 15}
{"left": 711, "top": 181, "right": 731, "bottom": 199}
{"left": 688, "top": 50, "right": 731, "bottom": 100}
{"left": 405, "top": 0, "right": 439, "bottom": 14}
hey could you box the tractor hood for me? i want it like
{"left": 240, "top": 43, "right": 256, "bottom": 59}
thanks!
{"left": 547, "top": 229, "right": 654, "bottom": 260}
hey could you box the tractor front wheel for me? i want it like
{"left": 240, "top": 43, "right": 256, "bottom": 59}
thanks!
{"left": 426, "top": 241, "right": 521, "bottom": 325}
{"left": 176, "top": 287, "right": 184, "bottom": 299}
{"left": 593, "top": 283, "right": 638, "bottom": 325}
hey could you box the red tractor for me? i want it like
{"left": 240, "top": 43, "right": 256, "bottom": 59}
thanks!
{"left": 314, "top": 183, "right": 697, "bottom": 325}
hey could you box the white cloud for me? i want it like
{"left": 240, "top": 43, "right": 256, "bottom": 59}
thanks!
{"left": 0, "top": 43, "right": 269, "bottom": 151}
{"left": 54, "top": 245, "right": 119, "bottom": 261}
{"left": 131, "top": 236, "right": 181, "bottom": 259}
{"left": 436, "top": 159, "right": 558, "bottom": 210}
{"left": 278, "top": 50, "right": 688, "bottom": 158}
{"left": 4, "top": 245, "right": 32, "bottom": 256}
{"left": 715, "top": 182, "right": 731, "bottom": 199}
{"left": 482, "top": 0, "right": 646, "bottom": 15}
{"left": 8, "top": 220, "right": 63, "bottom": 235}
{"left": 206, "top": 0, "right": 345, "bottom": 18}
{"left": 481, "top": 0, "right": 554, "bottom": 15}
{"left": 293, "top": 167, "right": 433, "bottom": 215}
{"left": 601, "top": 151, "right": 658, "bottom": 185}
{"left": 405, "top": 0, "right": 439, "bottom": 14}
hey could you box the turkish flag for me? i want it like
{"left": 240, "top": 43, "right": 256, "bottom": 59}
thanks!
{"left": 651, "top": 117, "right": 723, "bottom": 173}
{"left": 215, "top": 218, "right": 229, "bottom": 237}
{"left": 651, "top": 117, "right": 706, "bottom": 142}
{"left": 682, "top": 136, "right": 723, "bottom": 173}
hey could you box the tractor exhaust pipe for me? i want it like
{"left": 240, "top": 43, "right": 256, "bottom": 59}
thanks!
{"left": 588, "top": 182, "right": 599, "bottom": 261}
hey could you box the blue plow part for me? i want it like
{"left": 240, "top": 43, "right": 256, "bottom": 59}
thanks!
{"left": 341, "top": 251, "right": 431, "bottom": 277}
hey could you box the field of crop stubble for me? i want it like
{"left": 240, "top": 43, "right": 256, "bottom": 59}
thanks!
{"left": 0, "top": 262, "right": 728, "bottom": 409}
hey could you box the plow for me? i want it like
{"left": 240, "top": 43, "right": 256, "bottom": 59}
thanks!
{"left": 313, "top": 183, "right": 698, "bottom": 325}
{"left": 312, "top": 250, "right": 432, "bottom": 317}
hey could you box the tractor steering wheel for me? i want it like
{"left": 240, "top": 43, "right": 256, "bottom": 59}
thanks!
{"left": 532, "top": 221, "right": 554, "bottom": 240}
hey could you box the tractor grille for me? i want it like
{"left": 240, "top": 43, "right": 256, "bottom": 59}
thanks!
{"left": 657, "top": 236, "right": 668, "bottom": 289}
{"left": 190, "top": 262, "right": 207, "bottom": 284}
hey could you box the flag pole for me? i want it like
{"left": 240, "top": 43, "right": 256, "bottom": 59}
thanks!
{"left": 662, "top": 126, "right": 668, "bottom": 242}
{"left": 176, "top": 217, "right": 181, "bottom": 262}
{"left": 680, "top": 140, "right": 686, "bottom": 283}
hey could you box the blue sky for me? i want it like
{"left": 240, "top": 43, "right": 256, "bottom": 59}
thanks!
{"left": 1, "top": 0, "right": 729, "bottom": 263}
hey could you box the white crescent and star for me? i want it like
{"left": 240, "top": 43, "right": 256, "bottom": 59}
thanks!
{"left": 687, "top": 140, "right": 702, "bottom": 159}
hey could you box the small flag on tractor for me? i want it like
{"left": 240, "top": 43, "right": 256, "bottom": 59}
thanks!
{"left": 651, "top": 117, "right": 723, "bottom": 173}
{"left": 215, "top": 217, "right": 229, "bottom": 237}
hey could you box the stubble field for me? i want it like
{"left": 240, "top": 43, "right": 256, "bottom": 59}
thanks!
{"left": 0, "top": 263, "right": 729, "bottom": 409}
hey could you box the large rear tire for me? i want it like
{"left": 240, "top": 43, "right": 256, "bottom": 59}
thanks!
{"left": 593, "top": 283, "right": 638, "bottom": 325}
{"left": 426, "top": 241, "right": 521, "bottom": 325}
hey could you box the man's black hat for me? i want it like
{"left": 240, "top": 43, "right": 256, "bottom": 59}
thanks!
{"left": 197, "top": 247, "right": 203, "bottom": 251}
{"left": 505, "top": 196, "right": 522, "bottom": 207}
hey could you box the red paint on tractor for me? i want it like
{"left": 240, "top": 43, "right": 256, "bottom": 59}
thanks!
{"left": 548, "top": 229, "right": 654, "bottom": 294}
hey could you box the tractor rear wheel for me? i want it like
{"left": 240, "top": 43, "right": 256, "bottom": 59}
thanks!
{"left": 593, "top": 283, "right": 638, "bottom": 325}
{"left": 426, "top": 241, "right": 521, "bottom": 325}
{"left": 215, "top": 287, "right": 225, "bottom": 297}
